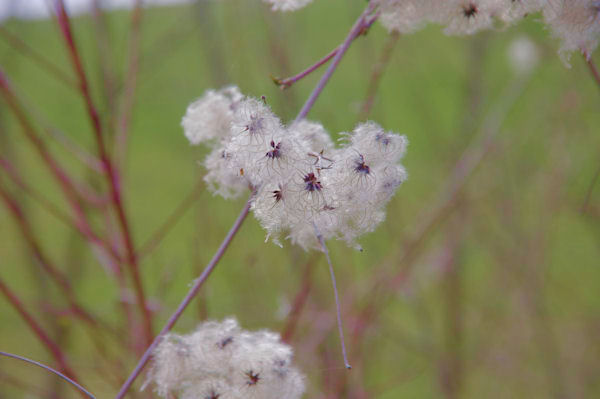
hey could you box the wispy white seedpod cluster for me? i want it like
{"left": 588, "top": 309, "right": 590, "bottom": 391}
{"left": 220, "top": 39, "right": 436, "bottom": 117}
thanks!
{"left": 145, "top": 318, "right": 305, "bottom": 399}
{"left": 183, "top": 87, "right": 408, "bottom": 250}
{"left": 265, "top": 0, "right": 600, "bottom": 61}
{"left": 507, "top": 35, "right": 540, "bottom": 74}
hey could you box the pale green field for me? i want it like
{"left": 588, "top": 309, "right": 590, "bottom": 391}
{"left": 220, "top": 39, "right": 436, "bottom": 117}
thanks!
{"left": 1, "top": 1, "right": 600, "bottom": 398}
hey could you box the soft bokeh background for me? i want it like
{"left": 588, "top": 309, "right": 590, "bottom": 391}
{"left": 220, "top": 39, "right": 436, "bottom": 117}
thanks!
{"left": 1, "top": 0, "right": 599, "bottom": 398}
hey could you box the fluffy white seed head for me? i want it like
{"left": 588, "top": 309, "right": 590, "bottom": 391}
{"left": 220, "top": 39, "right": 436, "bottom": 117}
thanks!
{"left": 183, "top": 88, "right": 408, "bottom": 250}
{"left": 145, "top": 318, "right": 305, "bottom": 399}
{"left": 378, "top": 0, "right": 435, "bottom": 34}
{"left": 182, "top": 86, "right": 244, "bottom": 146}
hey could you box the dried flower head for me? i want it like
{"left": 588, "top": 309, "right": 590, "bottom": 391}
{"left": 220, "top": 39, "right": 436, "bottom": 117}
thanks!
{"left": 183, "top": 88, "right": 408, "bottom": 250}
{"left": 145, "top": 318, "right": 305, "bottom": 399}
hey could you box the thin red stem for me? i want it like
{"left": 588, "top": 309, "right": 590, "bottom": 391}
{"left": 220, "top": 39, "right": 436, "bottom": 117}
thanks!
{"left": 275, "top": 46, "right": 339, "bottom": 89}
{"left": 54, "top": 0, "right": 153, "bottom": 345}
{"left": 0, "top": 70, "right": 118, "bottom": 265}
{"left": 0, "top": 278, "right": 81, "bottom": 388}
{"left": 0, "top": 183, "right": 98, "bottom": 326}
{"left": 114, "top": 198, "right": 252, "bottom": 399}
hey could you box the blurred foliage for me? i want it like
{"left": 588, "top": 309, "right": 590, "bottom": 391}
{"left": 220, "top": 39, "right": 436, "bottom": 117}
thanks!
{"left": 1, "top": 0, "right": 600, "bottom": 398}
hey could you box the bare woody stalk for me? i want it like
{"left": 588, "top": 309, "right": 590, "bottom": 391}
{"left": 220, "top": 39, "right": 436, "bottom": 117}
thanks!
{"left": 116, "top": 3, "right": 378, "bottom": 396}
{"left": 53, "top": 0, "right": 153, "bottom": 346}
{"left": 0, "top": 351, "right": 96, "bottom": 399}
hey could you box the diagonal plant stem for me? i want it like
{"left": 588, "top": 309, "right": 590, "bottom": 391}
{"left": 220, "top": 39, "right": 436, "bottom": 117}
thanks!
{"left": 0, "top": 278, "right": 82, "bottom": 388}
{"left": 0, "top": 183, "right": 100, "bottom": 326}
{"left": 0, "top": 351, "right": 96, "bottom": 399}
{"left": 54, "top": 0, "right": 153, "bottom": 346}
{"left": 274, "top": 46, "right": 339, "bottom": 89}
{"left": 114, "top": 199, "right": 252, "bottom": 399}
{"left": 0, "top": 156, "right": 120, "bottom": 265}
{"left": 295, "top": 2, "right": 377, "bottom": 122}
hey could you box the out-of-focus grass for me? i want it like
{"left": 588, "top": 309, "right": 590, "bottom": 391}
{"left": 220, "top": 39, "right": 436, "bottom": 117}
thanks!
{"left": 1, "top": 0, "right": 600, "bottom": 398}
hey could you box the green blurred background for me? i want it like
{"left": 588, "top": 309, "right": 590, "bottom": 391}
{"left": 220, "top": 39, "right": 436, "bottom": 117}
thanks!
{"left": 1, "top": 0, "right": 600, "bottom": 397}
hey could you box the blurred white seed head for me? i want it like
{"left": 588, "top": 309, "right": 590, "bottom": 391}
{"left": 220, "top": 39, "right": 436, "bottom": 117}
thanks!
{"left": 507, "top": 35, "right": 540, "bottom": 74}
{"left": 263, "top": 0, "right": 314, "bottom": 12}
{"left": 261, "top": 0, "right": 598, "bottom": 60}
{"left": 145, "top": 318, "right": 305, "bottom": 399}
{"left": 183, "top": 87, "right": 408, "bottom": 250}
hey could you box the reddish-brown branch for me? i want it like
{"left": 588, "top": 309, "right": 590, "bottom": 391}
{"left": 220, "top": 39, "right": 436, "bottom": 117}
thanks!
{"left": 0, "top": 183, "right": 98, "bottom": 326}
{"left": 0, "top": 278, "right": 81, "bottom": 387}
{"left": 0, "top": 79, "right": 121, "bottom": 265}
{"left": 54, "top": 0, "right": 153, "bottom": 345}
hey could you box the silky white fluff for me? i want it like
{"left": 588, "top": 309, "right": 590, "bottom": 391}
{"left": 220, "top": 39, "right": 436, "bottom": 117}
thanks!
{"left": 543, "top": 0, "right": 600, "bottom": 63}
{"left": 181, "top": 86, "right": 243, "bottom": 145}
{"left": 183, "top": 88, "right": 408, "bottom": 250}
{"left": 145, "top": 318, "right": 305, "bottom": 399}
